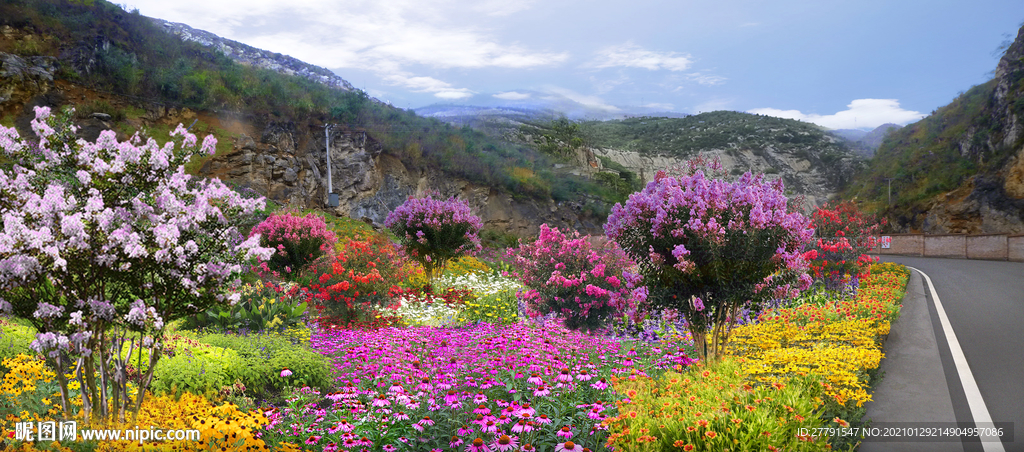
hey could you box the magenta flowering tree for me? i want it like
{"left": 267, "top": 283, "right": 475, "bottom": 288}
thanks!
{"left": 507, "top": 224, "right": 646, "bottom": 333}
{"left": 0, "top": 107, "right": 274, "bottom": 423}
{"left": 604, "top": 170, "right": 814, "bottom": 362}
{"left": 384, "top": 194, "right": 483, "bottom": 281}
{"left": 249, "top": 211, "right": 337, "bottom": 279}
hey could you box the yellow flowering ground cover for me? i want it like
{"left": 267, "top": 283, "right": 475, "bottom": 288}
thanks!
{"left": 605, "top": 359, "right": 833, "bottom": 452}
{"left": 1, "top": 353, "right": 275, "bottom": 451}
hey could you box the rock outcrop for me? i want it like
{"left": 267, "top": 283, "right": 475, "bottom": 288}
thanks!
{"left": 198, "top": 121, "right": 607, "bottom": 237}
{"left": 0, "top": 51, "right": 57, "bottom": 116}
{"left": 916, "top": 25, "right": 1024, "bottom": 234}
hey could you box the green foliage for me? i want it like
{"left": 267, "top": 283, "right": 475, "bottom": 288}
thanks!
{"left": 0, "top": 320, "right": 37, "bottom": 372}
{"left": 150, "top": 345, "right": 240, "bottom": 399}
{"left": 180, "top": 281, "right": 308, "bottom": 335}
{"left": 198, "top": 332, "right": 332, "bottom": 404}
{"left": 841, "top": 80, "right": 1011, "bottom": 225}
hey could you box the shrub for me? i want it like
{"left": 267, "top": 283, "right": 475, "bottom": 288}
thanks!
{"left": 198, "top": 332, "right": 332, "bottom": 405}
{"left": 250, "top": 211, "right": 337, "bottom": 280}
{"left": 302, "top": 236, "right": 410, "bottom": 327}
{"left": 181, "top": 280, "right": 308, "bottom": 334}
{"left": 385, "top": 194, "right": 483, "bottom": 280}
{"left": 605, "top": 170, "right": 814, "bottom": 362}
{"left": 508, "top": 225, "right": 644, "bottom": 333}
{"left": 806, "top": 201, "right": 884, "bottom": 292}
{"left": 150, "top": 345, "right": 241, "bottom": 399}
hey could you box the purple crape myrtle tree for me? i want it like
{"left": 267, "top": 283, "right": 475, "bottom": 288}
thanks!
{"left": 507, "top": 224, "right": 647, "bottom": 333}
{"left": 604, "top": 165, "right": 815, "bottom": 363}
{"left": 0, "top": 106, "right": 274, "bottom": 424}
{"left": 384, "top": 194, "right": 482, "bottom": 282}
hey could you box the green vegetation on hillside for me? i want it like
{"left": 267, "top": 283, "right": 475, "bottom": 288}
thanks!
{"left": 579, "top": 111, "right": 851, "bottom": 165}
{"left": 841, "top": 80, "right": 1008, "bottom": 216}
{"left": 0, "top": 0, "right": 617, "bottom": 207}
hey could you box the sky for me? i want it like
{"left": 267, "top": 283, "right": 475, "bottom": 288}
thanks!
{"left": 127, "top": 0, "right": 1024, "bottom": 130}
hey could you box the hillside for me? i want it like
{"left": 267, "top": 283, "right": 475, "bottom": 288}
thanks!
{"left": 843, "top": 24, "right": 1024, "bottom": 233}
{"left": 573, "top": 111, "right": 864, "bottom": 207}
{"left": 0, "top": 0, "right": 618, "bottom": 237}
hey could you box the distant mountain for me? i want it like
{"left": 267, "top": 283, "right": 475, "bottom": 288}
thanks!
{"left": 829, "top": 123, "right": 902, "bottom": 158}
{"left": 575, "top": 111, "right": 864, "bottom": 207}
{"left": 842, "top": 24, "right": 1024, "bottom": 233}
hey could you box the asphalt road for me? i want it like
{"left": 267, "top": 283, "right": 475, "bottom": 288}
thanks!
{"left": 868, "top": 256, "right": 1024, "bottom": 452}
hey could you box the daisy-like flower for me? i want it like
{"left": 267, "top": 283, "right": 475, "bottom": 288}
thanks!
{"left": 465, "top": 437, "right": 490, "bottom": 452}
{"left": 521, "top": 445, "right": 536, "bottom": 451}
{"left": 395, "top": 411, "right": 411, "bottom": 421}
{"left": 535, "top": 414, "right": 552, "bottom": 424}
{"left": 305, "top": 435, "right": 321, "bottom": 445}
{"left": 372, "top": 395, "right": 391, "bottom": 407}
{"left": 382, "top": 445, "right": 397, "bottom": 452}
{"left": 532, "top": 385, "right": 550, "bottom": 397}
{"left": 481, "top": 420, "right": 499, "bottom": 434}
{"left": 473, "top": 404, "right": 492, "bottom": 415}
{"left": 450, "top": 436, "right": 464, "bottom": 448}
{"left": 576, "top": 370, "right": 593, "bottom": 381}
{"left": 280, "top": 368, "right": 293, "bottom": 377}
{"left": 458, "top": 425, "right": 474, "bottom": 436}
{"left": 587, "top": 408, "right": 603, "bottom": 420}
{"left": 555, "top": 441, "right": 579, "bottom": 451}
{"left": 515, "top": 403, "right": 535, "bottom": 417}
{"left": 418, "top": 416, "right": 435, "bottom": 427}
{"left": 493, "top": 434, "right": 519, "bottom": 451}
{"left": 556, "top": 426, "right": 573, "bottom": 438}
{"left": 358, "top": 436, "right": 373, "bottom": 446}
{"left": 511, "top": 420, "right": 533, "bottom": 434}
{"left": 590, "top": 378, "right": 609, "bottom": 390}
{"left": 445, "top": 390, "right": 461, "bottom": 406}
{"left": 557, "top": 368, "right": 573, "bottom": 382}
{"left": 473, "top": 392, "right": 488, "bottom": 404}
{"left": 527, "top": 373, "right": 544, "bottom": 385}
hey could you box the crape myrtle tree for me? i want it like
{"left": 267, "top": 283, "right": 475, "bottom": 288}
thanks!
{"left": 384, "top": 194, "right": 483, "bottom": 282}
{"left": 604, "top": 166, "right": 814, "bottom": 363}
{"left": 507, "top": 224, "right": 647, "bottom": 333}
{"left": 0, "top": 106, "right": 274, "bottom": 423}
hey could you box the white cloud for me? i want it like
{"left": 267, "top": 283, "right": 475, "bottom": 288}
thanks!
{"left": 494, "top": 91, "right": 531, "bottom": 100}
{"left": 686, "top": 73, "right": 727, "bottom": 86}
{"left": 642, "top": 102, "right": 674, "bottom": 110}
{"left": 747, "top": 99, "right": 925, "bottom": 129}
{"left": 591, "top": 42, "right": 692, "bottom": 71}
{"left": 131, "top": 0, "right": 564, "bottom": 98}
{"left": 384, "top": 74, "right": 474, "bottom": 99}
{"left": 544, "top": 86, "right": 620, "bottom": 112}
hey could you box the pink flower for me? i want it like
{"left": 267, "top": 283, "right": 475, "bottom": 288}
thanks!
{"left": 280, "top": 368, "right": 292, "bottom": 377}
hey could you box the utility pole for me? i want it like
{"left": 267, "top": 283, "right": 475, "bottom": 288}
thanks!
{"left": 325, "top": 124, "right": 338, "bottom": 207}
{"left": 884, "top": 177, "right": 894, "bottom": 206}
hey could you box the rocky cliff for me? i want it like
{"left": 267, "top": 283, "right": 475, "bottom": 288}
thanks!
{"left": 917, "top": 26, "right": 1024, "bottom": 233}
{"left": 197, "top": 119, "right": 608, "bottom": 237}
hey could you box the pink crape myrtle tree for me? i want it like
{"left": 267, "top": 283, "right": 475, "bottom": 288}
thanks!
{"left": 249, "top": 211, "right": 337, "bottom": 280}
{"left": 507, "top": 224, "right": 647, "bottom": 333}
{"left": 604, "top": 166, "right": 815, "bottom": 362}
{"left": 0, "top": 107, "right": 274, "bottom": 423}
{"left": 384, "top": 193, "right": 482, "bottom": 282}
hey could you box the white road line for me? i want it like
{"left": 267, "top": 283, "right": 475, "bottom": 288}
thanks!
{"left": 910, "top": 266, "right": 1005, "bottom": 452}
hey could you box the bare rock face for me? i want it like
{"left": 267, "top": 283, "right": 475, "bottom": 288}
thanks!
{"left": 0, "top": 51, "right": 57, "bottom": 115}
{"left": 200, "top": 123, "right": 604, "bottom": 237}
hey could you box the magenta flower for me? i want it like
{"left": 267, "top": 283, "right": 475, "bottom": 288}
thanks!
{"left": 492, "top": 434, "right": 519, "bottom": 451}
{"left": 556, "top": 426, "right": 574, "bottom": 438}
{"left": 465, "top": 437, "right": 491, "bottom": 452}
{"left": 280, "top": 368, "right": 293, "bottom": 377}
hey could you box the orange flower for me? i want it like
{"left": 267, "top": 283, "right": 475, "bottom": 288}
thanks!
{"left": 704, "top": 431, "right": 717, "bottom": 439}
{"left": 834, "top": 417, "right": 849, "bottom": 427}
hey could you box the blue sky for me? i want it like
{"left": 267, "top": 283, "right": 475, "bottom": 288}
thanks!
{"left": 130, "top": 0, "right": 1024, "bottom": 129}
